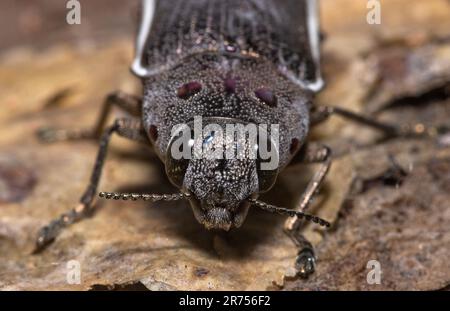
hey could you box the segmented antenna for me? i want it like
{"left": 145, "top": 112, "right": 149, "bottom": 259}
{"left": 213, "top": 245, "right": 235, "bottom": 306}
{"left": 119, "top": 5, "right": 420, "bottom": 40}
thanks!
{"left": 248, "top": 199, "right": 331, "bottom": 228}
{"left": 98, "top": 191, "right": 190, "bottom": 202}
{"left": 98, "top": 192, "right": 330, "bottom": 228}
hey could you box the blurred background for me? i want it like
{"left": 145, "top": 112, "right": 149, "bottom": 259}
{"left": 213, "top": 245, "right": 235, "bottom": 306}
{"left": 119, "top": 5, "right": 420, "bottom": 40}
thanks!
{"left": 0, "top": 0, "right": 139, "bottom": 51}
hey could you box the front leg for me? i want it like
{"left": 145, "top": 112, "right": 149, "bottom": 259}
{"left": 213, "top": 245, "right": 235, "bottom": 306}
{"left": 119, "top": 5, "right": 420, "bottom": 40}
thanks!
{"left": 284, "top": 143, "right": 331, "bottom": 278}
{"left": 34, "top": 118, "right": 148, "bottom": 252}
{"left": 37, "top": 91, "right": 142, "bottom": 142}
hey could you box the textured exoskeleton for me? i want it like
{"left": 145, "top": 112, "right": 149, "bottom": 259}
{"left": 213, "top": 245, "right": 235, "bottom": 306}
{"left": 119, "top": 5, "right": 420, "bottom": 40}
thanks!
{"left": 136, "top": 0, "right": 323, "bottom": 230}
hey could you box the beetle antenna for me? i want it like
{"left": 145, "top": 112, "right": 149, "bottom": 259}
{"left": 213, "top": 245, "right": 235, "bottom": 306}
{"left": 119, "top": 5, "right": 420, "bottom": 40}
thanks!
{"left": 248, "top": 199, "right": 331, "bottom": 228}
{"left": 98, "top": 191, "right": 190, "bottom": 202}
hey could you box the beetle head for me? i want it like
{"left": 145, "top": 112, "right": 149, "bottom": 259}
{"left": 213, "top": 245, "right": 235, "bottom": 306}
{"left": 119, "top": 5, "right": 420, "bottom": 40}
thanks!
{"left": 165, "top": 118, "right": 279, "bottom": 230}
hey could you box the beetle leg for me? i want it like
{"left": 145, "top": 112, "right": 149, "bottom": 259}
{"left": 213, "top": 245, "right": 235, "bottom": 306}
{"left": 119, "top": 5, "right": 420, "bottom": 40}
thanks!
{"left": 310, "top": 105, "right": 443, "bottom": 138}
{"left": 37, "top": 91, "right": 142, "bottom": 143}
{"left": 284, "top": 143, "right": 331, "bottom": 278}
{"left": 285, "top": 228, "right": 316, "bottom": 279}
{"left": 34, "top": 118, "right": 148, "bottom": 253}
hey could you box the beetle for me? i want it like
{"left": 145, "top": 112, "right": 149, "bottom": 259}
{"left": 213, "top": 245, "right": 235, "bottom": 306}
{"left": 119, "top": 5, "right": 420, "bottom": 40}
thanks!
{"left": 35, "top": 0, "right": 436, "bottom": 278}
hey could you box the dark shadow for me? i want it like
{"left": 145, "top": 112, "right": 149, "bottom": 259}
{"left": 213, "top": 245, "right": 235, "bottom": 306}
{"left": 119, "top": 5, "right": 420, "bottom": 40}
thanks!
{"left": 89, "top": 281, "right": 149, "bottom": 291}
{"left": 109, "top": 152, "right": 317, "bottom": 259}
{"left": 379, "top": 84, "right": 450, "bottom": 112}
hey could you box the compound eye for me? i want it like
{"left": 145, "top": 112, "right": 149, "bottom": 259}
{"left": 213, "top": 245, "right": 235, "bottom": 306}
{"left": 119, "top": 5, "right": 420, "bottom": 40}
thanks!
{"left": 257, "top": 166, "right": 278, "bottom": 192}
{"left": 165, "top": 127, "right": 193, "bottom": 188}
{"left": 148, "top": 125, "right": 158, "bottom": 142}
{"left": 290, "top": 138, "right": 300, "bottom": 155}
{"left": 256, "top": 135, "right": 279, "bottom": 192}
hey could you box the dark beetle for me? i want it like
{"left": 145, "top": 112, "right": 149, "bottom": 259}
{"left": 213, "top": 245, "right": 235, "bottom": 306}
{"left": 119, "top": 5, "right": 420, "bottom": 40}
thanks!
{"left": 36, "top": 0, "right": 434, "bottom": 277}
{"left": 136, "top": 0, "right": 325, "bottom": 233}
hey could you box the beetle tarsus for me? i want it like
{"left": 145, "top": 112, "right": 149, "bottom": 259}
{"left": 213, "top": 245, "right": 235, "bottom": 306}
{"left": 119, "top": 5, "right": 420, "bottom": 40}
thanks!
{"left": 296, "top": 247, "right": 316, "bottom": 279}
{"left": 33, "top": 204, "right": 89, "bottom": 253}
{"left": 36, "top": 127, "right": 94, "bottom": 143}
{"left": 285, "top": 229, "right": 317, "bottom": 279}
{"left": 310, "top": 105, "right": 450, "bottom": 139}
{"left": 34, "top": 225, "right": 55, "bottom": 254}
{"left": 36, "top": 127, "right": 61, "bottom": 143}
